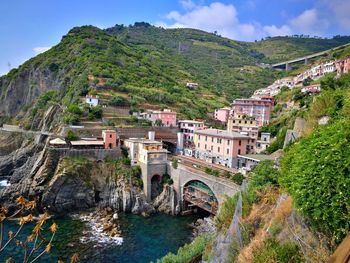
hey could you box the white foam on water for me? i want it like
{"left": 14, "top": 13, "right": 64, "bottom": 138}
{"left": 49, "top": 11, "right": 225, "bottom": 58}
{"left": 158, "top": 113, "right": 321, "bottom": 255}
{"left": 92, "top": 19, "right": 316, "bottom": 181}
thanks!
{"left": 71, "top": 213, "right": 123, "bottom": 247}
{"left": 0, "top": 180, "right": 10, "bottom": 187}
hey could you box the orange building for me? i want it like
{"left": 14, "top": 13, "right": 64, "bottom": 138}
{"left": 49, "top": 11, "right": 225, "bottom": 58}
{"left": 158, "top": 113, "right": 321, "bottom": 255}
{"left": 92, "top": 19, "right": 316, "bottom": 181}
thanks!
{"left": 102, "top": 130, "right": 118, "bottom": 149}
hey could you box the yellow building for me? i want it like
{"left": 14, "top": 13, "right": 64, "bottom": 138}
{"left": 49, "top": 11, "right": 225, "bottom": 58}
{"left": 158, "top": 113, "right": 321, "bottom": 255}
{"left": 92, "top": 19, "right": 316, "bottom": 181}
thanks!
{"left": 227, "top": 113, "right": 259, "bottom": 139}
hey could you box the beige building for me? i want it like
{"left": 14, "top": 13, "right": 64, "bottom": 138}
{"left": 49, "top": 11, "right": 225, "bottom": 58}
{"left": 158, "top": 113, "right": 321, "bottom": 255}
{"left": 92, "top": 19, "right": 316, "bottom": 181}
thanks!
{"left": 124, "top": 138, "right": 168, "bottom": 165}
{"left": 227, "top": 113, "right": 259, "bottom": 139}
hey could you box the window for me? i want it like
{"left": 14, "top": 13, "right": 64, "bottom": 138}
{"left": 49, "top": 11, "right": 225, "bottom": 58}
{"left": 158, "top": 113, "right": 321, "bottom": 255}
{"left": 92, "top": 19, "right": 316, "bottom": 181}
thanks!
{"left": 227, "top": 140, "right": 230, "bottom": 145}
{"left": 217, "top": 138, "right": 220, "bottom": 143}
{"left": 238, "top": 149, "right": 241, "bottom": 154}
{"left": 244, "top": 121, "right": 247, "bottom": 124}
{"left": 198, "top": 143, "right": 200, "bottom": 147}
{"left": 226, "top": 149, "right": 229, "bottom": 154}
{"left": 109, "top": 134, "right": 112, "bottom": 138}
{"left": 212, "top": 137, "right": 214, "bottom": 142}
{"left": 218, "top": 147, "right": 220, "bottom": 153}
{"left": 198, "top": 135, "right": 201, "bottom": 140}
{"left": 205, "top": 144, "right": 207, "bottom": 150}
{"left": 211, "top": 146, "right": 213, "bottom": 151}
{"left": 205, "top": 136, "right": 207, "bottom": 141}
{"left": 239, "top": 140, "right": 242, "bottom": 146}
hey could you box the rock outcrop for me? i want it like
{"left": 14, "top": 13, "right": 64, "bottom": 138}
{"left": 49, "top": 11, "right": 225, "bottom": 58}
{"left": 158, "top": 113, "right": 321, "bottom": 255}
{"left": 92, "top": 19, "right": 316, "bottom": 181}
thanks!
{"left": 153, "top": 184, "right": 179, "bottom": 215}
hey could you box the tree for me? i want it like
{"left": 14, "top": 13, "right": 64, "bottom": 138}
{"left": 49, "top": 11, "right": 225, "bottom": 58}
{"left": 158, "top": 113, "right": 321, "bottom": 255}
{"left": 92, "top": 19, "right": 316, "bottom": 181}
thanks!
{"left": 280, "top": 119, "right": 350, "bottom": 243}
{"left": 109, "top": 96, "right": 130, "bottom": 107}
{"left": 65, "top": 130, "right": 79, "bottom": 141}
{"left": 302, "top": 77, "right": 312, "bottom": 86}
{"left": 154, "top": 119, "right": 163, "bottom": 126}
{"left": 250, "top": 160, "right": 279, "bottom": 187}
{"left": 88, "top": 106, "right": 102, "bottom": 120}
{"left": 67, "top": 104, "right": 82, "bottom": 115}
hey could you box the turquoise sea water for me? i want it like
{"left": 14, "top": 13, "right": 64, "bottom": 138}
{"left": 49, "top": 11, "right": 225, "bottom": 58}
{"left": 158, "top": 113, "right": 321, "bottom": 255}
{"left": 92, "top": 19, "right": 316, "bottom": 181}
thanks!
{"left": 1, "top": 213, "right": 196, "bottom": 263}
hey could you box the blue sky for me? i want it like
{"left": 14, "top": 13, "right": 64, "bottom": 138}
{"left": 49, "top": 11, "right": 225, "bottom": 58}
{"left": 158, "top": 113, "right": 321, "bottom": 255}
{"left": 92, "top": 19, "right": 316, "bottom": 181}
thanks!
{"left": 1, "top": 0, "right": 350, "bottom": 76}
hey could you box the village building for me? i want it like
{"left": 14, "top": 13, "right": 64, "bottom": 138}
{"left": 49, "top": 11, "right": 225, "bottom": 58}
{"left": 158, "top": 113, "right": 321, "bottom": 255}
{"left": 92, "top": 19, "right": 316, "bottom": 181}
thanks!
{"left": 231, "top": 98, "right": 273, "bottom": 127}
{"left": 85, "top": 95, "right": 99, "bottom": 107}
{"left": 138, "top": 109, "right": 177, "bottom": 127}
{"left": 70, "top": 139, "right": 105, "bottom": 149}
{"left": 335, "top": 56, "right": 350, "bottom": 76}
{"left": 214, "top": 107, "right": 232, "bottom": 122}
{"left": 237, "top": 154, "right": 276, "bottom": 173}
{"left": 255, "top": 132, "right": 271, "bottom": 153}
{"left": 178, "top": 120, "right": 206, "bottom": 156}
{"left": 194, "top": 128, "right": 255, "bottom": 168}
{"left": 48, "top": 138, "right": 67, "bottom": 148}
{"left": 186, "top": 82, "right": 199, "bottom": 89}
{"left": 226, "top": 113, "right": 259, "bottom": 139}
{"left": 301, "top": 84, "right": 321, "bottom": 94}
{"left": 102, "top": 130, "right": 118, "bottom": 149}
{"left": 124, "top": 138, "right": 168, "bottom": 165}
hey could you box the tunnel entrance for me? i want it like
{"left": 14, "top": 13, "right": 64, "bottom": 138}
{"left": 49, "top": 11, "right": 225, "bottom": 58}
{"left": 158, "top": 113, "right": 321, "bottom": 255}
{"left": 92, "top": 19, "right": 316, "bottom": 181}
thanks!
{"left": 183, "top": 180, "right": 218, "bottom": 215}
{"left": 151, "top": 174, "right": 161, "bottom": 200}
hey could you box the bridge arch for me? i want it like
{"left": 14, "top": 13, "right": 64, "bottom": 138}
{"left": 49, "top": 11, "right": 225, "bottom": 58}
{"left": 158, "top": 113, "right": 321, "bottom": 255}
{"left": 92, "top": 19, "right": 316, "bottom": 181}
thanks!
{"left": 183, "top": 180, "right": 218, "bottom": 215}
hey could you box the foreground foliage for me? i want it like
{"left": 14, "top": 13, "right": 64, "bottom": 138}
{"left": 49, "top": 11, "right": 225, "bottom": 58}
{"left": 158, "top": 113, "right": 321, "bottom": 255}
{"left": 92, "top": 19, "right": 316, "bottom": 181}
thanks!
{"left": 280, "top": 119, "right": 350, "bottom": 243}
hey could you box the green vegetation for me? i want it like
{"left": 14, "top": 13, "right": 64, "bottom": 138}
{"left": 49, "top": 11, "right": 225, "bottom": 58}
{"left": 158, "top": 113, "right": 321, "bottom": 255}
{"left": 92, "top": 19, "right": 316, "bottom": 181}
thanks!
{"left": 280, "top": 119, "right": 350, "bottom": 243}
{"left": 65, "top": 130, "right": 79, "bottom": 141}
{"left": 172, "top": 158, "right": 178, "bottom": 169}
{"left": 252, "top": 36, "right": 350, "bottom": 63}
{"left": 155, "top": 235, "right": 212, "bottom": 263}
{"left": 252, "top": 238, "right": 302, "bottom": 263}
{"left": 88, "top": 106, "right": 103, "bottom": 120}
{"left": 109, "top": 96, "right": 130, "bottom": 107}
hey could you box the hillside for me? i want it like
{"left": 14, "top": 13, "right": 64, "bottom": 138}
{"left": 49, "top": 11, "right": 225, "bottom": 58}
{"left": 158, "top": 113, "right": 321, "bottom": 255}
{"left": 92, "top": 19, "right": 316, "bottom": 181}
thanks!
{"left": 251, "top": 36, "right": 350, "bottom": 63}
{"left": 1, "top": 23, "right": 349, "bottom": 121}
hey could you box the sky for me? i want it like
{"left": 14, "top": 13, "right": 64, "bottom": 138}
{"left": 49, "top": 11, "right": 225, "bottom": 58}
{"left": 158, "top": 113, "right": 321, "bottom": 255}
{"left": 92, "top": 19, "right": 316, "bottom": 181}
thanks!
{"left": 1, "top": 0, "right": 350, "bottom": 76}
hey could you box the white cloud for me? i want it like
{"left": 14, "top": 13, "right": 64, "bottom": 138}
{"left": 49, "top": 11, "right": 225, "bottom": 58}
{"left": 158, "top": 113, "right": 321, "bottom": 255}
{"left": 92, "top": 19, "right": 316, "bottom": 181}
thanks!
{"left": 158, "top": 1, "right": 349, "bottom": 41}
{"left": 33, "top": 46, "right": 51, "bottom": 54}
{"left": 263, "top": 25, "right": 292, "bottom": 37}
{"left": 180, "top": 0, "right": 196, "bottom": 10}
{"left": 161, "top": 2, "right": 260, "bottom": 40}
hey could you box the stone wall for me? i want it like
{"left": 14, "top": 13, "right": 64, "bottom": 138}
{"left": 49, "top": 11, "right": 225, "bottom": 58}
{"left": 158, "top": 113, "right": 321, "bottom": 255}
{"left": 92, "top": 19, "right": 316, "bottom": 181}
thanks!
{"left": 49, "top": 147, "right": 122, "bottom": 160}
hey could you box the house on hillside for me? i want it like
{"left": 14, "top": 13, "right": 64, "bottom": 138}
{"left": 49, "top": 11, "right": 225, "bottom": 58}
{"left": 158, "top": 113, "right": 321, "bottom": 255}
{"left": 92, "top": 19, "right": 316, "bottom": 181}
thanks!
{"left": 86, "top": 95, "right": 99, "bottom": 107}
{"left": 138, "top": 109, "right": 177, "bottom": 127}
{"left": 231, "top": 97, "right": 273, "bottom": 127}
{"left": 186, "top": 82, "right": 199, "bottom": 89}
{"left": 335, "top": 56, "right": 350, "bottom": 76}
{"left": 194, "top": 128, "right": 255, "bottom": 168}
{"left": 178, "top": 120, "right": 206, "bottom": 156}
{"left": 301, "top": 84, "right": 321, "bottom": 94}
{"left": 214, "top": 107, "right": 232, "bottom": 123}
{"left": 227, "top": 113, "right": 259, "bottom": 139}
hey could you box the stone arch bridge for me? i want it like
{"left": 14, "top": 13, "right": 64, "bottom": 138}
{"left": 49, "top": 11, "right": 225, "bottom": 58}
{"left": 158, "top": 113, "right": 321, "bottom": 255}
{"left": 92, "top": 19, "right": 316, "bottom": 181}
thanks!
{"left": 140, "top": 161, "right": 240, "bottom": 214}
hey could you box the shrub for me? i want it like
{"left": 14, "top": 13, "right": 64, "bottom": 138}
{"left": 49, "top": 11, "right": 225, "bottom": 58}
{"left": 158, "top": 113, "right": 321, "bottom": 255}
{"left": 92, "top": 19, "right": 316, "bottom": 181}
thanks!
{"left": 280, "top": 119, "right": 350, "bottom": 243}
{"left": 65, "top": 130, "right": 79, "bottom": 141}
{"left": 231, "top": 173, "right": 244, "bottom": 185}
{"left": 67, "top": 104, "right": 82, "bottom": 115}
{"left": 88, "top": 106, "right": 102, "bottom": 120}
{"left": 155, "top": 235, "right": 211, "bottom": 263}
{"left": 250, "top": 160, "right": 279, "bottom": 187}
{"left": 205, "top": 167, "right": 213, "bottom": 174}
{"left": 161, "top": 173, "right": 174, "bottom": 186}
{"left": 109, "top": 96, "right": 130, "bottom": 106}
{"left": 172, "top": 158, "right": 178, "bottom": 169}
{"left": 252, "top": 238, "right": 302, "bottom": 263}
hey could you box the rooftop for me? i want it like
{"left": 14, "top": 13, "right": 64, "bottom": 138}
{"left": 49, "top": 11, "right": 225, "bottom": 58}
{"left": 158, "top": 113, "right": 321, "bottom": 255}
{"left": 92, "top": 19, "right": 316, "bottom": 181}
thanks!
{"left": 178, "top": 120, "right": 204, "bottom": 124}
{"left": 195, "top": 129, "right": 250, "bottom": 139}
{"left": 49, "top": 138, "right": 67, "bottom": 145}
{"left": 71, "top": 140, "right": 104, "bottom": 146}
{"left": 238, "top": 154, "right": 275, "bottom": 162}
{"left": 124, "top": 138, "right": 162, "bottom": 144}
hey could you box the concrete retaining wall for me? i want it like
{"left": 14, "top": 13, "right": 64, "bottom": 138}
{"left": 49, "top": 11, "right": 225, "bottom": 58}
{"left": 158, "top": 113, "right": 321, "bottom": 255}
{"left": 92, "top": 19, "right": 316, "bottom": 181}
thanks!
{"left": 49, "top": 147, "right": 122, "bottom": 160}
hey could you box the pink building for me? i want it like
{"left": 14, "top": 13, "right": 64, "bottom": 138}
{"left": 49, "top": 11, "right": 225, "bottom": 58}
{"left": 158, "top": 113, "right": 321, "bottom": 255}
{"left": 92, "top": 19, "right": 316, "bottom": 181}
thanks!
{"left": 140, "top": 109, "right": 177, "bottom": 127}
{"left": 157, "top": 109, "right": 177, "bottom": 127}
{"left": 335, "top": 57, "right": 350, "bottom": 76}
{"left": 102, "top": 130, "right": 118, "bottom": 149}
{"left": 232, "top": 98, "right": 273, "bottom": 127}
{"left": 194, "top": 128, "right": 255, "bottom": 168}
{"left": 214, "top": 107, "right": 232, "bottom": 122}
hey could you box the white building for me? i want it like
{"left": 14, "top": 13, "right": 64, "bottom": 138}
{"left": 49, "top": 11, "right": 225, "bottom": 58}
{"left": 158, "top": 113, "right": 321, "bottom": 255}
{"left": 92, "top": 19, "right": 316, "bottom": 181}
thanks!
{"left": 178, "top": 120, "right": 206, "bottom": 156}
{"left": 255, "top": 132, "right": 271, "bottom": 154}
{"left": 86, "top": 95, "right": 99, "bottom": 107}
